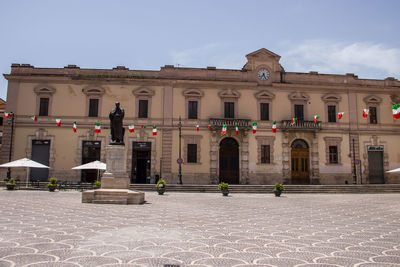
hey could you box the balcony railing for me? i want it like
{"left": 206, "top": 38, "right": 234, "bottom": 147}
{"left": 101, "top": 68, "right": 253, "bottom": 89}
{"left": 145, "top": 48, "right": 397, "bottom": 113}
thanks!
{"left": 209, "top": 118, "right": 251, "bottom": 129}
{"left": 281, "top": 120, "right": 321, "bottom": 130}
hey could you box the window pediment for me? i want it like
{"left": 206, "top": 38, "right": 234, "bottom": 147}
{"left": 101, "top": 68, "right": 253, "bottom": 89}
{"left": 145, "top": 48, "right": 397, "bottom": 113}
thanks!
{"left": 182, "top": 89, "right": 204, "bottom": 98}
{"left": 132, "top": 88, "right": 155, "bottom": 97}
{"left": 218, "top": 89, "right": 240, "bottom": 99}
{"left": 363, "top": 95, "right": 382, "bottom": 104}
{"left": 82, "top": 86, "right": 105, "bottom": 96}
{"left": 34, "top": 85, "right": 56, "bottom": 95}
{"left": 288, "top": 91, "right": 310, "bottom": 101}
{"left": 254, "top": 89, "right": 275, "bottom": 100}
{"left": 321, "top": 94, "right": 341, "bottom": 103}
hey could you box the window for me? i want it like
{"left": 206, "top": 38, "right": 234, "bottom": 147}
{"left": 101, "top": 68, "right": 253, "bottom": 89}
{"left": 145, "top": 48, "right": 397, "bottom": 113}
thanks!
{"left": 138, "top": 100, "right": 148, "bottom": 118}
{"left": 369, "top": 106, "right": 377, "bottom": 124}
{"left": 0, "top": 117, "right": 3, "bottom": 126}
{"left": 324, "top": 137, "right": 342, "bottom": 165}
{"left": 39, "top": 97, "right": 49, "bottom": 116}
{"left": 329, "top": 146, "right": 338, "bottom": 164}
{"left": 328, "top": 105, "right": 336, "bottom": 122}
{"left": 261, "top": 145, "right": 270, "bottom": 163}
{"left": 294, "top": 104, "right": 304, "bottom": 120}
{"left": 260, "top": 103, "right": 269, "bottom": 121}
{"left": 88, "top": 99, "right": 99, "bottom": 117}
{"left": 256, "top": 136, "right": 275, "bottom": 164}
{"left": 187, "top": 144, "right": 197, "bottom": 163}
{"left": 224, "top": 102, "right": 234, "bottom": 118}
{"left": 188, "top": 101, "right": 198, "bottom": 119}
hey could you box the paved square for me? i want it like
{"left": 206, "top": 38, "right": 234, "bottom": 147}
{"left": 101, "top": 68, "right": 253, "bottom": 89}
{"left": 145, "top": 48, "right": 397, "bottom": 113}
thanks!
{"left": 0, "top": 191, "right": 399, "bottom": 267}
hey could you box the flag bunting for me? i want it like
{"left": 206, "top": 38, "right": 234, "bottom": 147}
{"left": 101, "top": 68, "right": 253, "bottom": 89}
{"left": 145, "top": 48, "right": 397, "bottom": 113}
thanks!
{"left": 252, "top": 122, "right": 257, "bottom": 134}
{"left": 129, "top": 124, "right": 135, "bottom": 133}
{"left": 152, "top": 125, "right": 157, "bottom": 136}
{"left": 95, "top": 123, "right": 101, "bottom": 133}
{"left": 272, "top": 120, "right": 277, "bottom": 133}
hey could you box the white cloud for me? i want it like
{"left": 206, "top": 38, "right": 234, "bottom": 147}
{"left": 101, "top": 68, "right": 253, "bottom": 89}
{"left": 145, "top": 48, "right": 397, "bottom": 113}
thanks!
{"left": 170, "top": 43, "right": 245, "bottom": 69}
{"left": 281, "top": 40, "right": 400, "bottom": 79}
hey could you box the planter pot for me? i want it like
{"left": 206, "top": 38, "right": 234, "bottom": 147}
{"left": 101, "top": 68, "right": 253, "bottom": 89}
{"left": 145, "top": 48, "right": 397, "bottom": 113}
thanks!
{"left": 274, "top": 189, "right": 282, "bottom": 197}
{"left": 157, "top": 187, "right": 166, "bottom": 195}
{"left": 221, "top": 189, "right": 229, "bottom": 196}
{"left": 6, "top": 184, "right": 16, "bottom": 190}
{"left": 48, "top": 185, "right": 57, "bottom": 192}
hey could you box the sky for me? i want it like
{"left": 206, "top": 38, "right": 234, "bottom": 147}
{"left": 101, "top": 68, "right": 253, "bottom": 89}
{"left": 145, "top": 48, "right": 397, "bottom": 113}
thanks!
{"left": 0, "top": 0, "right": 399, "bottom": 101}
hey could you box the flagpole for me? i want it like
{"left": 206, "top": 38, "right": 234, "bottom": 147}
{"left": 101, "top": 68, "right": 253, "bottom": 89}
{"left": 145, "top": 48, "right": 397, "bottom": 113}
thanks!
{"left": 7, "top": 112, "right": 15, "bottom": 180}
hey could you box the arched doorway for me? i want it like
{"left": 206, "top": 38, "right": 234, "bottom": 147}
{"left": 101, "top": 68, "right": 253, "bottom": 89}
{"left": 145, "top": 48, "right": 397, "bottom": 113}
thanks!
{"left": 219, "top": 138, "right": 239, "bottom": 184}
{"left": 291, "top": 139, "right": 310, "bottom": 184}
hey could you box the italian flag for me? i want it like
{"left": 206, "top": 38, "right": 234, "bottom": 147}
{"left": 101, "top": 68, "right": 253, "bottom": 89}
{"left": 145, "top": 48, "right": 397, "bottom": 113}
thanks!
{"left": 30, "top": 115, "right": 37, "bottom": 122}
{"left": 291, "top": 117, "right": 297, "bottom": 125}
{"left": 235, "top": 124, "right": 239, "bottom": 135}
{"left": 272, "top": 120, "right": 277, "bottom": 133}
{"left": 94, "top": 123, "right": 101, "bottom": 133}
{"left": 314, "top": 115, "right": 319, "bottom": 124}
{"left": 392, "top": 104, "right": 400, "bottom": 119}
{"left": 207, "top": 124, "right": 211, "bottom": 129}
{"left": 362, "top": 108, "right": 369, "bottom": 118}
{"left": 221, "top": 124, "right": 227, "bottom": 135}
{"left": 56, "top": 119, "right": 61, "bottom": 127}
{"left": 152, "top": 125, "right": 157, "bottom": 136}
{"left": 252, "top": 122, "right": 257, "bottom": 134}
{"left": 73, "top": 121, "right": 77, "bottom": 132}
{"left": 196, "top": 124, "right": 199, "bottom": 131}
{"left": 141, "top": 125, "right": 147, "bottom": 128}
{"left": 4, "top": 112, "right": 10, "bottom": 118}
{"left": 128, "top": 124, "right": 135, "bottom": 133}
{"left": 337, "top": 112, "right": 344, "bottom": 120}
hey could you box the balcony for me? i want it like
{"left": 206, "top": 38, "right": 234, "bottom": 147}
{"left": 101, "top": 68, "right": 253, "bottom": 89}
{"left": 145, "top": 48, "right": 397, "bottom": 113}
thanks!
{"left": 209, "top": 118, "right": 251, "bottom": 129}
{"left": 281, "top": 120, "right": 321, "bottom": 131}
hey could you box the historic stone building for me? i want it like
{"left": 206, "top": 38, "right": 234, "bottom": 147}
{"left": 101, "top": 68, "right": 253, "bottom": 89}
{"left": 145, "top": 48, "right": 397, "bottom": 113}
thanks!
{"left": 1, "top": 48, "right": 400, "bottom": 185}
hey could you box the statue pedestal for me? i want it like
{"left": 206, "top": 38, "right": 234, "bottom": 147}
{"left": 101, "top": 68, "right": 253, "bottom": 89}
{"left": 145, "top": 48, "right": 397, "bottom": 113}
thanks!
{"left": 82, "top": 145, "right": 145, "bottom": 205}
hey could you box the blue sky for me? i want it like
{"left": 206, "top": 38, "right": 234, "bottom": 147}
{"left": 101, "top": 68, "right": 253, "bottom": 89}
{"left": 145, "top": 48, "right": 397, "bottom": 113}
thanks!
{"left": 0, "top": 0, "right": 399, "bottom": 100}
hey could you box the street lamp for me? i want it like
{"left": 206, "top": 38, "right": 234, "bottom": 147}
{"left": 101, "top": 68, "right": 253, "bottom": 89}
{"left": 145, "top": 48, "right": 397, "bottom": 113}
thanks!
{"left": 7, "top": 112, "right": 15, "bottom": 180}
{"left": 178, "top": 116, "right": 183, "bottom": 184}
{"left": 352, "top": 138, "right": 357, "bottom": 184}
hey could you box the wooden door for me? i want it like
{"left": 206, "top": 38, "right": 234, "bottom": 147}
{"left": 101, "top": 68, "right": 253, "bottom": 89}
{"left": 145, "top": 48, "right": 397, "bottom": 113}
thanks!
{"left": 291, "top": 148, "right": 310, "bottom": 184}
{"left": 219, "top": 138, "right": 239, "bottom": 184}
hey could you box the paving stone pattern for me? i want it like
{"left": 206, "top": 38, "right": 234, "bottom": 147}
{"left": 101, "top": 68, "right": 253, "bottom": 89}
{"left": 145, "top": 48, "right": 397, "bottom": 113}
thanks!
{"left": 0, "top": 191, "right": 399, "bottom": 267}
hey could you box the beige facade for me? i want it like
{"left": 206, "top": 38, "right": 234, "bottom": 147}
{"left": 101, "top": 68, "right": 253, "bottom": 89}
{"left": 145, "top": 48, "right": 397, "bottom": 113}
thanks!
{"left": 1, "top": 49, "right": 400, "bottom": 184}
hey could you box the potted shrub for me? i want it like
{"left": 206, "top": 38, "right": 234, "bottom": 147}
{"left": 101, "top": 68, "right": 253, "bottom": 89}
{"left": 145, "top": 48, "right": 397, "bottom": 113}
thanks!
{"left": 156, "top": 179, "right": 166, "bottom": 195}
{"left": 6, "top": 178, "right": 16, "bottom": 190}
{"left": 93, "top": 180, "right": 101, "bottom": 189}
{"left": 274, "top": 183, "right": 284, "bottom": 197}
{"left": 218, "top": 182, "right": 229, "bottom": 196}
{"left": 47, "top": 177, "right": 58, "bottom": 192}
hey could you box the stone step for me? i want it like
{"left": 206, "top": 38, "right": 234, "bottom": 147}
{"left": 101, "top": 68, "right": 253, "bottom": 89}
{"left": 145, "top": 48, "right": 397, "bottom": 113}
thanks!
{"left": 92, "top": 199, "right": 128, "bottom": 205}
{"left": 130, "top": 184, "right": 400, "bottom": 194}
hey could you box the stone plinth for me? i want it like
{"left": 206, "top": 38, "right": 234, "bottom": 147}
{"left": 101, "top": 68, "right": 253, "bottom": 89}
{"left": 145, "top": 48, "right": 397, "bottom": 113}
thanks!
{"left": 82, "top": 145, "right": 145, "bottom": 204}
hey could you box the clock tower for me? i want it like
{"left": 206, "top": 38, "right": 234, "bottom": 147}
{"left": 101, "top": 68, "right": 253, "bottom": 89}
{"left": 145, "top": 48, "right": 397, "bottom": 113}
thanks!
{"left": 242, "top": 48, "right": 284, "bottom": 84}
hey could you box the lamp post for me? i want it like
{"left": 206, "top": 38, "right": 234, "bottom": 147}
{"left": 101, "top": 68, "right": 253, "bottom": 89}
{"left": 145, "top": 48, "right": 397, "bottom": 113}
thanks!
{"left": 7, "top": 112, "right": 15, "bottom": 180}
{"left": 352, "top": 138, "right": 357, "bottom": 184}
{"left": 178, "top": 116, "right": 183, "bottom": 184}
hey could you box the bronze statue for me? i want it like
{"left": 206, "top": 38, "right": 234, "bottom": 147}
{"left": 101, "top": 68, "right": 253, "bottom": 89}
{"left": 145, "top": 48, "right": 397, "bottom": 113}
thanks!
{"left": 109, "top": 102, "right": 125, "bottom": 145}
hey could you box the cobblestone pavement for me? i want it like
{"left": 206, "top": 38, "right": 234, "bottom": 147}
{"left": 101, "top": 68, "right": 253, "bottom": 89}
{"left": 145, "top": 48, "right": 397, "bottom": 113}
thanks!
{"left": 0, "top": 191, "right": 399, "bottom": 267}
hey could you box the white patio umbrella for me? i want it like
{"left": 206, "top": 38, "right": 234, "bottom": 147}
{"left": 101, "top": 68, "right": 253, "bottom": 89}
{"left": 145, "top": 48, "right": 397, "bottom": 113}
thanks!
{"left": 0, "top": 158, "right": 50, "bottom": 187}
{"left": 72, "top": 160, "right": 106, "bottom": 181}
{"left": 386, "top": 167, "right": 400, "bottom": 173}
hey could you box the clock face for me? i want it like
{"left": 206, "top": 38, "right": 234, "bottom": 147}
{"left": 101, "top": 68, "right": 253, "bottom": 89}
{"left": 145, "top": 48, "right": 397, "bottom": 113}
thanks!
{"left": 258, "top": 68, "right": 270, "bottom": 80}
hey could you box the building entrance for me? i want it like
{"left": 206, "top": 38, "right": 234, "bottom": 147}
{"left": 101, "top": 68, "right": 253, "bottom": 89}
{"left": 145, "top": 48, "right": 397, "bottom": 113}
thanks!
{"left": 30, "top": 140, "right": 50, "bottom": 182}
{"left": 291, "top": 139, "right": 310, "bottom": 184}
{"left": 219, "top": 137, "right": 239, "bottom": 184}
{"left": 81, "top": 141, "right": 101, "bottom": 183}
{"left": 368, "top": 151, "right": 384, "bottom": 184}
{"left": 131, "top": 142, "right": 151, "bottom": 183}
